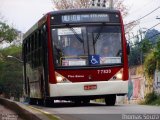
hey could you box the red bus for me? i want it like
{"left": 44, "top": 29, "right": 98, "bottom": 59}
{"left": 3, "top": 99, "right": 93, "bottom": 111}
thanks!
{"left": 22, "top": 8, "right": 130, "bottom": 106}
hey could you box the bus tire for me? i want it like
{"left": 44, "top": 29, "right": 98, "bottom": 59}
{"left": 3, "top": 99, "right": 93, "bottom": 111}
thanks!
{"left": 37, "top": 99, "right": 44, "bottom": 106}
{"left": 83, "top": 99, "right": 90, "bottom": 104}
{"left": 105, "top": 95, "right": 116, "bottom": 106}
{"left": 43, "top": 99, "right": 54, "bottom": 107}
{"left": 29, "top": 98, "right": 37, "bottom": 105}
{"left": 74, "top": 99, "right": 81, "bottom": 105}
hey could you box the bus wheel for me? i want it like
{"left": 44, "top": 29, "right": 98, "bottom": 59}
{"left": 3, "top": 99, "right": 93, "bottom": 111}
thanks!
{"left": 43, "top": 99, "right": 54, "bottom": 107}
{"left": 74, "top": 100, "right": 81, "bottom": 105}
{"left": 83, "top": 99, "right": 90, "bottom": 105}
{"left": 105, "top": 95, "right": 116, "bottom": 106}
{"left": 37, "top": 99, "right": 44, "bottom": 106}
{"left": 29, "top": 98, "right": 37, "bottom": 105}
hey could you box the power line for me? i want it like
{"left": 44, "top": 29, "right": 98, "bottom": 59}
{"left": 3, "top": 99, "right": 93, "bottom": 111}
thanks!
{"left": 128, "top": 0, "right": 154, "bottom": 16}
{"left": 130, "top": 32, "right": 160, "bottom": 47}
{"left": 128, "top": 22, "right": 160, "bottom": 41}
{"left": 125, "top": 6, "right": 160, "bottom": 26}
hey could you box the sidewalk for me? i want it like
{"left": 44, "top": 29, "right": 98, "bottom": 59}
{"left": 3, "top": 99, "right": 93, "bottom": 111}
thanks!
{"left": 0, "top": 104, "right": 24, "bottom": 120}
{"left": 0, "top": 97, "right": 59, "bottom": 120}
{"left": 116, "top": 96, "right": 143, "bottom": 105}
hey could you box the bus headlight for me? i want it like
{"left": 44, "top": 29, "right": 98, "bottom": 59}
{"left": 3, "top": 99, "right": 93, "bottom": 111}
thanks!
{"left": 116, "top": 72, "right": 123, "bottom": 79}
{"left": 55, "top": 72, "right": 72, "bottom": 83}
{"left": 113, "top": 68, "right": 123, "bottom": 80}
{"left": 56, "top": 76, "right": 63, "bottom": 82}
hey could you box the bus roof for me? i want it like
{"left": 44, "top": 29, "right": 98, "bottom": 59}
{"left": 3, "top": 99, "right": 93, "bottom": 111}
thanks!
{"left": 23, "top": 8, "right": 120, "bottom": 41}
{"left": 48, "top": 8, "right": 120, "bottom": 15}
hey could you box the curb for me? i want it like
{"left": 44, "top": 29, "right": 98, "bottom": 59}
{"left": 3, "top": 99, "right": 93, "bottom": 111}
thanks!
{"left": 0, "top": 97, "right": 53, "bottom": 120}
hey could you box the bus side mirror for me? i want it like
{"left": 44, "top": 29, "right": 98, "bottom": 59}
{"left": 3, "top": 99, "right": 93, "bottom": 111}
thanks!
{"left": 127, "top": 43, "right": 130, "bottom": 55}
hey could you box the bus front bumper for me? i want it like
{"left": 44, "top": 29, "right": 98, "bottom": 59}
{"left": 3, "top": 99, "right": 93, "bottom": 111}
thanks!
{"left": 49, "top": 80, "right": 128, "bottom": 97}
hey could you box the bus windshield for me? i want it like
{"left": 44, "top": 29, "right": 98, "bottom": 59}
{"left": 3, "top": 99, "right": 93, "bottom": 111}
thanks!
{"left": 52, "top": 25, "right": 122, "bottom": 67}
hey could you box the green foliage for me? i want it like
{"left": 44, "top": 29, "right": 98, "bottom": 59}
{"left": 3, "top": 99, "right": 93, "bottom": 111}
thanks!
{"left": 144, "top": 37, "right": 160, "bottom": 79}
{"left": 0, "top": 46, "right": 22, "bottom": 99}
{"left": 0, "top": 45, "right": 22, "bottom": 58}
{"left": 150, "top": 98, "right": 160, "bottom": 105}
{"left": 144, "top": 92, "right": 157, "bottom": 104}
{"left": 129, "top": 39, "right": 153, "bottom": 67}
{"left": 144, "top": 51, "right": 156, "bottom": 78}
{"left": 140, "top": 39, "right": 152, "bottom": 53}
{"left": 95, "top": 99, "right": 105, "bottom": 103}
{"left": 0, "top": 21, "right": 18, "bottom": 43}
{"left": 154, "top": 39, "right": 160, "bottom": 70}
{"left": 142, "top": 92, "right": 160, "bottom": 106}
{"left": 129, "top": 45, "right": 141, "bottom": 66}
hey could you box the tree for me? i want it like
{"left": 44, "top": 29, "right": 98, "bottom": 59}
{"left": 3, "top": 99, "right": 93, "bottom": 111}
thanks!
{"left": 52, "top": 0, "right": 91, "bottom": 9}
{"left": 128, "top": 29, "right": 160, "bottom": 67}
{"left": 140, "top": 39, "right": 152, "bottom": 54}
{"left": 144, "top": 50, "right": 156, "bottom": 78}
{"left": 129, "top": 42, "right": 142, "bottom": 66}
{"left": 143, "top": 36, "right": 160, "bottom": 78}
{"left": 113, "top": 0, "right": 128, "bottom": 17}
{"left": 0, "top": 21, "right": 18, "bottom": 43}
{"left": 0, "top": 45, "right": 22, "bottom": 99}
{"left": 154, "top": 39, "right": 160, "bottom": 70}
{"left": 52, "top": 0, "right": 128, "bottom": 17}
{"left": 51, "top": 0, "right": 138, "bottom": 33}
{"left": 129, "top": 39, "right": 153, "bottom": 67}
{"left": 144, "top": 29, "right": 160, "bottom": 44}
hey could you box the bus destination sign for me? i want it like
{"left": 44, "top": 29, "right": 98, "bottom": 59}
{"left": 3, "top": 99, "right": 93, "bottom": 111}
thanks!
{"left": 62, "top": 14, "right": 109, "bottom": 23}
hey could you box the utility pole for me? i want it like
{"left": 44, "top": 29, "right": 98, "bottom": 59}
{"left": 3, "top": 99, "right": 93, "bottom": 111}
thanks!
{"left": 92, "top": 0, "right": 106, "bottom": 8}
{"left": 138, "top": 28, "right": 143, "bottom": 65}
{"left": 109, "top": 0, "right": 114, "bottom": 9}
{"left": 97, "top": 0, "right": 101, "bottom": 7}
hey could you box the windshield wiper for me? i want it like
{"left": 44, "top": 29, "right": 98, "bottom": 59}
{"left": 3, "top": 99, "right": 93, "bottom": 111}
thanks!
{"left": 67, "top": 25, "right": 84, "bottom": 43}
{"left": 93, "top": 24, "right": 104, "bottom": 45}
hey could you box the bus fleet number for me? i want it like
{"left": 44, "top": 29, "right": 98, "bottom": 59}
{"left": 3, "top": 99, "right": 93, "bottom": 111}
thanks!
{"left": 97, "top": 69, "right": 111, "bottom": 74}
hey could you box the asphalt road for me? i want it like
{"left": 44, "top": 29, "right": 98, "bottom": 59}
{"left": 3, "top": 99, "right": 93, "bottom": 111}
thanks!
{"left": 32, "top": 102, "right": 160, "bottom": 120}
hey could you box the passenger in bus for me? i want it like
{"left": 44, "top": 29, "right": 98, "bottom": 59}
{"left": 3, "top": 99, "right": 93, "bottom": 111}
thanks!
{"left": 100, "top": 45, "right": 113, "bottom": 57}
{"left": 63, "top": 40, "right": 83, "bottom": 56}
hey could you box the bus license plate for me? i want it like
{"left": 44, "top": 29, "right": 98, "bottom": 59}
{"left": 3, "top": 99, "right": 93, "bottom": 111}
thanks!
{"left": 84, "top": 85, "right": 97, "bottom": 90}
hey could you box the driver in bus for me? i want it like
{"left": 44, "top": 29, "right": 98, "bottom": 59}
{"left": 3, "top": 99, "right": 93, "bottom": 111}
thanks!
{"left": 63, "top": 40, "right": 83, "bottom": 56}
{"left": 100, "top": 45, "right": 113, "bottom": 57}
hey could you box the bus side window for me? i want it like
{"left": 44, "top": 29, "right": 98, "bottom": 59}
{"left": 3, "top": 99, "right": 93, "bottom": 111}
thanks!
{"left": 37, "top": 30, "right": 39, "bottom": 66}
{"left": 31, "top": 35, "right": 34, "bottom": 51}
{"left": 25, "top": 41, "right": 28, "bottom": 62}
{"left": 28, "top": 38, "right": 30, "bottom": 53}
{"left": 39, "top": 29, "right": 43, "bottom": 65}
{"left": 34, "top": 32, "right": 38, "bottom": 67}
{"left": 23, "top": 42, "right": 25, "bottom": 62}
{"left": 31, "top": 35, "right": 34, "bottom": 68}
{"left": 28, "top": 38, "right": 31, "bottom": 63}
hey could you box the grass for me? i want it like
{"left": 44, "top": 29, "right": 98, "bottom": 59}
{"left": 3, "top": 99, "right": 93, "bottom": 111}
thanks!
{"left": 95, "top": 99, "right": 105, "bottom": 103}
{"left": 140, "top": 92, "right": 160, "bottom": 106}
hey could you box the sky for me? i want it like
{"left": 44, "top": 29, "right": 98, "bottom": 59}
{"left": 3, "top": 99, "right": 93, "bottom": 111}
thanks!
{"left": 123, "top": 0, "right": 160, "bottom": 41}
{"left": 0, "top": 0, "right": 53, "bottom": 32}
{"left": 0, "top": 0, "right": 160, "bottom": 40}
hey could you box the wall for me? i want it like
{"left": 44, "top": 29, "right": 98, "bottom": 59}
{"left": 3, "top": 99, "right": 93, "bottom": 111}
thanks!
{"left": 129, "top": 65, "right": 145, "bottom": 100}
{"left": 154, "top": 70, "right": 160, "bottom": 95}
